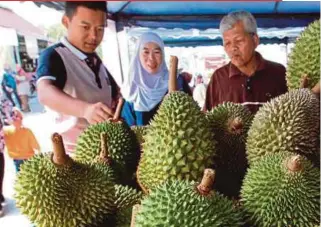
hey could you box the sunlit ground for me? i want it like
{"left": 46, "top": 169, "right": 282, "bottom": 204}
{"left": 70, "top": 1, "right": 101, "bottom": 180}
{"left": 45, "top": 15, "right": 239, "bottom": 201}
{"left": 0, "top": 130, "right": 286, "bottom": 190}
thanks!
{"left": 0, "top": 95, "right": 53, "bottom": 226}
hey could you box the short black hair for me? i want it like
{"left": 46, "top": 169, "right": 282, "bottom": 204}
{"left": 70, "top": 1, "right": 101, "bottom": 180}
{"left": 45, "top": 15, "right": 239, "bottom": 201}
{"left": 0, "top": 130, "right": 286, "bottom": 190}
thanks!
{"left": 65, "top": 1, "right": 107, "bottom": 18}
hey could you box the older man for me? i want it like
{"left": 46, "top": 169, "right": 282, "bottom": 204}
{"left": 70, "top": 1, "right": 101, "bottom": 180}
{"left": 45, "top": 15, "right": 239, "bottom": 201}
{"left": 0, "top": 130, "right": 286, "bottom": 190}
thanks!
{"left": 204, "top": 11, "right": 287, "bottom": 113}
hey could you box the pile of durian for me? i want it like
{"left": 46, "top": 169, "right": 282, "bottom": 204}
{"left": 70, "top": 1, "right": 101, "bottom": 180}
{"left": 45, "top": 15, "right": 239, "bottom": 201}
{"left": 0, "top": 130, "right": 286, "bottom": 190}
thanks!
{"left": 14, "top": 20, "right": 320, "bottom": 227}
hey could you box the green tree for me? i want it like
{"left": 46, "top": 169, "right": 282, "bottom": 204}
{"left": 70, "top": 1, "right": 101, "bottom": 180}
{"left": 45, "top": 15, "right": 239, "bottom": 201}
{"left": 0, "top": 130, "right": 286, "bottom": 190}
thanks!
{"left": 46, "top": 23, "right": 66, "bottom": 42}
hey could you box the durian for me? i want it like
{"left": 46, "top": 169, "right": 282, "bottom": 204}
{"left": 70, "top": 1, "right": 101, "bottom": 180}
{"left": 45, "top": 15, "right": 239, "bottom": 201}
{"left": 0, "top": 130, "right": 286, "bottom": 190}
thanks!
{"left": 131, "top": 125, "right": 148, "bottom": 147}
{"left": 241, "top": 152, "right": 320, "bottom": 227}
{"left": 137, "top": 91, "right": 215, "bottom": 192}
{"left": 287, "top": 20, "right": 320, "bottom": 89}
{"left": 135, "top": 169, "right": 244, "bottom": 227}
{"left": 75, "top": 120, "right": 139, "bottom": 184}
{"left": 14, "top": 133, "right": 116, "bottom": 227}
{"left": 206, "top": 102, "right": 253, "bottom": 198}
{"left": 114, "top": 185, "right": 143, "bottom": 227}
{"left": 246, "top": 89, "right": 320, "bottom": 165}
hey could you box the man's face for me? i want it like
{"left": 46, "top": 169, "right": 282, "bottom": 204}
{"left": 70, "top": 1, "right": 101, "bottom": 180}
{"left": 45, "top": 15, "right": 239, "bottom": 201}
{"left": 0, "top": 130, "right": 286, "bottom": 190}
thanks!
{"left": 223, "top": 21, "right": 259, "bottom": 68}
{"left": 63, "top": 6, "right": 106, "bottom": 53}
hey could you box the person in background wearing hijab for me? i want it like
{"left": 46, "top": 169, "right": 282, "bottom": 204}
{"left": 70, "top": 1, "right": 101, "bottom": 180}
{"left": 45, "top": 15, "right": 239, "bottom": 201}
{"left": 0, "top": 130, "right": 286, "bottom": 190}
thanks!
{"left": 121, "top": 32, "right": 190, "bottom": 126}
{"left": 193, "top": 74, "right": 207, "bottom": 109}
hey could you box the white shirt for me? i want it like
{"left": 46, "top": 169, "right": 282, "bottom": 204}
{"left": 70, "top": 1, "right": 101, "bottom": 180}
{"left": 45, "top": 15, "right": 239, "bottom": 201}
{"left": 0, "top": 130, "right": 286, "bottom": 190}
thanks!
{"left": 193, "top": 83, "right": 207, "bottom": 109}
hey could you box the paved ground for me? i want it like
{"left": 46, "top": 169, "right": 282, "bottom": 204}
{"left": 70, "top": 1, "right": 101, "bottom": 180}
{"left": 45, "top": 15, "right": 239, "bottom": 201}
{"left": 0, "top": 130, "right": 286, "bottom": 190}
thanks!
{"left": 0, "top": 94, "right": 53, "bottom": 226}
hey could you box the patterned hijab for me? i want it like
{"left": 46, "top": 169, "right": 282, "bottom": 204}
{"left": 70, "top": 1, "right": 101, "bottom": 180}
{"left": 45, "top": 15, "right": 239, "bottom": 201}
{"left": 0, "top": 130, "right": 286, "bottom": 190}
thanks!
{"left": 121, "top": 32, "right": 169, "bottom": 111}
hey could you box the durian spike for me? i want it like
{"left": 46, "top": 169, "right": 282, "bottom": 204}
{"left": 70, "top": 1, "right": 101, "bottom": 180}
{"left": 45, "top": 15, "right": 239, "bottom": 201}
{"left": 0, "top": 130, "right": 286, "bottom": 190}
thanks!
{"left": 51, "top": 133, "right": 72, "bottom": 166}
{"left": 130, "top": 204, "right": 141, "bottom": 227}
{"left": 98, "top": 132, "right": 112, "bottom": 165}
{"left": 168, "top": 55, "right": 178, "bottom": 93}
{"left": 197, "top": 168, "right": 215, "bottom": 196}
{"left": 300, "top": 74, "right": 309, "bottom": 88}
{"left": 113, "top": 97, "right": 124, "bottom": 122}
{"left": 228, "top": 117, "right": 243, "bottom": 134}
{"left": 286, "top": 155, "right": 303, "bottom": 172}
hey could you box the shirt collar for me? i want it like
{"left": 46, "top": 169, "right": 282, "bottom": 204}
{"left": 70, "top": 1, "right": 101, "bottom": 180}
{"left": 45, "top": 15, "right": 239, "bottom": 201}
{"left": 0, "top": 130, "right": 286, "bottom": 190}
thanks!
{"left": 229, "top": 52, "right": 266, "bottom": 78}
{"left": 61, "top": 37, "right": 87, "bottom": 61}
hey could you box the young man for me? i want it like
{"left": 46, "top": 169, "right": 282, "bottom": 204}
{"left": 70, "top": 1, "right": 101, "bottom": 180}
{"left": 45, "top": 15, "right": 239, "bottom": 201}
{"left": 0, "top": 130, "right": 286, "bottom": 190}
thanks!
{"left": 204, "top": 11, "right": 288, "bottom": 113}
{"left": 36, "top": 2, "right": 118, "bottom": 152}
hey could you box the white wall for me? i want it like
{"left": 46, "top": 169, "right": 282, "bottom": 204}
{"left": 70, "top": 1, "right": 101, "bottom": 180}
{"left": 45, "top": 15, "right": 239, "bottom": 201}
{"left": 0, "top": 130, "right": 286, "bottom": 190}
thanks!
{"left": 101, "top": 20, "right": 125, "bottom": 87}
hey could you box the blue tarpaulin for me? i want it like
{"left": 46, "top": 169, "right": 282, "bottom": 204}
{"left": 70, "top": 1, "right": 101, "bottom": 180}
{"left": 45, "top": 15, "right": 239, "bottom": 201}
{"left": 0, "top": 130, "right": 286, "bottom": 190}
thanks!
{"left": 127, "top": 26, "right": 305, "bottom": 47}
{"left": 35, "top": 1, "right": 320, "bottom": 29}
{"left": 107, "top": 1, "right": 319, "bottom": 30}
{"left": 34, "top": 1, "right": 320, "bottom": 46}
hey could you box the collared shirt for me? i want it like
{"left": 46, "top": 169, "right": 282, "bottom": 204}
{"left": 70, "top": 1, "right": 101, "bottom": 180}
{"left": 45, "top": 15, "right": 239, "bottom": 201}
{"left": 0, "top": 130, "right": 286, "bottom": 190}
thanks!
{"left": 204, "top": 52, "right": 288, "bottom": 113}
{"left": 36, "top": 37, "right": 118, "bottom": 99}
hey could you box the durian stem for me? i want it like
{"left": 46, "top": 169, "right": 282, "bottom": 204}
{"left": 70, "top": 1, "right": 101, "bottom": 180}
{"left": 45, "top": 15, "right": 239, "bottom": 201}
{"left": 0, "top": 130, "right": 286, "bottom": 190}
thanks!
{"left": 311, "top": 81, "right": 320, "bottom": 96}
{"left": 51, "top": 133, "right": 72, "bottom": 166}
{"left": 300, "top": 74, "right": 309, "bottom": 88}
{"left": 197, "top": 168, "right": 215, "bottom": 196}
{"left": 228, "top": 117, "right": 243, "bottom": 134}
{"left": 286, "top": 155, "right": 303, "bottom": 172}
{"left": 113, "top": 97, "right": 124, "bottom": 122}
{"left": 98, "top": 132, "right": 111, "bottom": 165}
{"left": 130, "top": 204, "right": 141, "bottom": 227}
{"left": 168, "top": 55, "right": 178, "bottom": 93}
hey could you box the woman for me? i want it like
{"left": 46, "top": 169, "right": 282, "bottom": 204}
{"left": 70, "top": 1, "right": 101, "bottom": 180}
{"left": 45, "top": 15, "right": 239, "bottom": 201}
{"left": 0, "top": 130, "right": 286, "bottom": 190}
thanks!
{"left": 15, "top": 65, "right": 31, "bottom": 112}
{"left": 121, "top": 32, "right": 190, "bottom": 126}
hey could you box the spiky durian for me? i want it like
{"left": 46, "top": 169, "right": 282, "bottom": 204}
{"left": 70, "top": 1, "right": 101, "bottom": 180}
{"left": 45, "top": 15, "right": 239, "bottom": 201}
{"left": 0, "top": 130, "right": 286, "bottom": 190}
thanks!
{"left": 206, "top": 102, "right": 253, "bottom": 198}
{"left": 15, "top": 133, "right": 116, "bottom": 227}
{"left": 137, "top": 91, "right": 215, "bottom": 192}
{"left": 131, "top": 125, "right": 148, "bottom": 147}
{"left": 246, "top": 89, "right": 320, "bottom": 165}
{"left": 287, "top": 20, "right": 320, "bottom": 89}
{"left": 135, "top": 169, "right": 243, "bottom": 227}
{"left": 75, "top": 120, "right": 139, "bottom": 184}
{"left": 241, "top": 152, "right": 320, "bottom": 227}
{"left": 114, "top": 185, "right": 144, "bottom": 227}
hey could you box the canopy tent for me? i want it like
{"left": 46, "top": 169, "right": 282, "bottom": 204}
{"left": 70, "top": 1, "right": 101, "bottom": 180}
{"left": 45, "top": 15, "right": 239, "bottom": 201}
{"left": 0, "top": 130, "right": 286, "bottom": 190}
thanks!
{"left": 34, "top": 1, "right": 320, "bottom": 46}
{"left": 33, "top": 1, "right": 320, "bottom": 84}
{"left": 35, "top": 1, "right": 319, "bottom": 30}
{"left": 108, "top": 1, "right": 319, "bottom": 30}
{"left": 127, "top": 26, "right": 304, "bottom": 47}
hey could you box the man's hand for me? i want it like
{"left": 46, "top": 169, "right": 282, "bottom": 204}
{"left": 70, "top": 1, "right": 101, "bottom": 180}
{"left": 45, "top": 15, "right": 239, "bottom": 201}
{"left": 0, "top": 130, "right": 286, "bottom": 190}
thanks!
{"left": 83, "top": 102, "right": 114, "bottom": 124}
